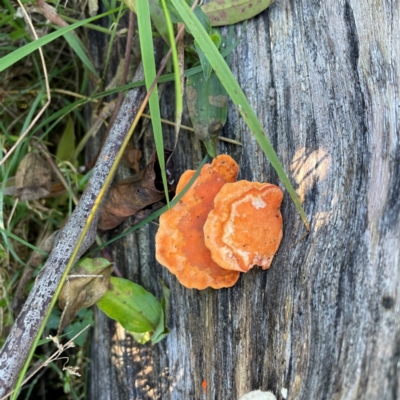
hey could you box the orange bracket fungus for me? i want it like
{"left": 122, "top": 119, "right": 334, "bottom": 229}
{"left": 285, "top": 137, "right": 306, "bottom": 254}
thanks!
{"left": 155, "top": 155, "right": 240, "bottom": 289}
{"left": 204, "top": 181, "right": 283, "bottom": 272}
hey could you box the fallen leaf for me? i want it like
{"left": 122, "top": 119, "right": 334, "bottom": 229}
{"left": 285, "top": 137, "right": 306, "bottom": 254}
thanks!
{"left": 122, "top": 143, "right": 142, "bottom": 173}
{"left": 15, "top": 153, "right": 53, "bottom": 201}
{"left": 98, "top": 150, "right": 174, "bottom": 230}
{"left": 58, "top": 258, "right": 113, "bottom": 333}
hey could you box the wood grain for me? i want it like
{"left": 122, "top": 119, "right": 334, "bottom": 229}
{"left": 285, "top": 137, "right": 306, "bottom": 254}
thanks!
{"left": 88, "top": 0, "right": 400, "bottom": 399}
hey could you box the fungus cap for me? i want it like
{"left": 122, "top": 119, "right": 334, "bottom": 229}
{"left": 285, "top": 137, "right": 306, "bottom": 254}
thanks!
{"left": 204, "top": 181, "right": 283, "bottom": 272}
{"left": 155, "top": 155, "right": 240, "bottom": 289}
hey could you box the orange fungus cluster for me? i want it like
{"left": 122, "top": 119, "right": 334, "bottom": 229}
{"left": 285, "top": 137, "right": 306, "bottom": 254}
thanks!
{"left": 155, "top": 155, "right": 284, "bottom": 290}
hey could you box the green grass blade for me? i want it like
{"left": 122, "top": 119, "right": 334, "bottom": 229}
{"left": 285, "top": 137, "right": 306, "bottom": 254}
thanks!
{"left": 160, "top": 0, "right": 183, "bottom": 139}
{"left": 102, "top": 1, "right": 125, "bottom": 81}
{"left": 171, "top": 0, "right": 309, "bottom": 229}
{"left": 63, "top": 31, "right": 98, "bottom": 77}
{"left": 0, "top": 8, "right": 119, "bottom": 73}
{"left": 30, "top": 53, "right": 241, "bottom": 145}
{"left": 136, "top": 0, "right": 170, "bottom": 205}
{"left": 0, "top": 89, "right": 46, "bottom": 267}
{"left": 0, "top": 227, "right": 47, "bottom": 256}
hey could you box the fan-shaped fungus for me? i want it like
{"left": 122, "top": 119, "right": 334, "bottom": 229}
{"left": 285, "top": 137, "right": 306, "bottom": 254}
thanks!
{"left": 204, "top": 181, "right": 283, "bottom": 272}
{"left": 155, "top": 155, "right": 240, "bottom": 289}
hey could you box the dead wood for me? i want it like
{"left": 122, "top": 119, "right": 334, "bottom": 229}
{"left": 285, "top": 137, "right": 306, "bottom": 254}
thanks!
{"left": 87, "top": 1, "right": 400, "bottom": 399}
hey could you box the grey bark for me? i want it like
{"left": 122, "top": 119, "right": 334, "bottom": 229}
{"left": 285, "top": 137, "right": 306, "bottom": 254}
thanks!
{"left": 88, "top": 0, "right": 400, "bottom": 399}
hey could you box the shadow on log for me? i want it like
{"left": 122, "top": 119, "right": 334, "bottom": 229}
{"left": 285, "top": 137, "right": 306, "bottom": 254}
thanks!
{"left": 87, "top": 1, "right": 400, "bottom": 399}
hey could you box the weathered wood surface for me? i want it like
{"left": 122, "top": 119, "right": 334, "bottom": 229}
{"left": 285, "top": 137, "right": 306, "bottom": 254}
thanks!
{"left": 88, "top": 0, "right": 400, "bottom": 399}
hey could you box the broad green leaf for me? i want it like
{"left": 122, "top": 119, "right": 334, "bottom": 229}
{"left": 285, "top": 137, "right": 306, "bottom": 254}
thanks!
{"left": 97, "top": 277, "right": 162, "bottom": 334}
{"left": 75, "top": 257, "right": 113, "bottom": 274}
{"left": 56, "top": 117, "right": 76, "bottom": 162}
{"left": 186, "top": 71, "right": 228, "bottom": 157}
{"left": 194, "top": 41, "right": 212, "bottom": 79}
{"left": 172, "top": 0, "right": 309, "bottom": 229}
{"left": 193, "top": 5, "right": 211, "bottom": 34}
{"left": 202, "top": 0, "right": 274, "bottom": 27}
{"left": 151, "top": 306, "right": 169, "bottom": 343}
{"left": 194, "top": 30, "right": 222, "bottom": 79}
{"left": 152, "top": 280, "right": 171, "bottom": 343}
{"left": 131, "top": 331, "right": 152, "bottom": 344}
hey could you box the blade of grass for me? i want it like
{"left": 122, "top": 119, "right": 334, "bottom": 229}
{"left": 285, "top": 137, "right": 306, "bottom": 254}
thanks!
{"left": 136, "top": 0, "right": 170, "bottom": 205}
{"left": 0, "top": 227, "right": 47, "bottom": 256}
{"left": 60, "top": 14, "right": 113, "bottom": 34}
{"left": 29, "top": 42, "right": 242, "bottom": 145}
{"left": 160, "top": 0, "right": 183, "bottom": 144}
{"left": 63, "top": 31, "right": 98, "bottom": 77}
{"left": 102, "top": 1, "right": 125, "bottom": 81}
{"left": 0, "top": 8, "right": 119, "bottom": 72}
{"left": 171, "top": 0, "right": 309, "bottom": 230}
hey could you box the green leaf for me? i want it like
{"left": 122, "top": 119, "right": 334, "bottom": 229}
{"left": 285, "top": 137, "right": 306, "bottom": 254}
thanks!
{"left": 151, "top": 280, "right": 171, "bottom": 343}
{"left": 76, "top": 257, "right": 112, "bottom": 273}
{"left": 193, "top": 6, "right": 212, "bottom": 34}
{"left": 202, "top": 0, "right": 274, "bottom": 27}
{"left": 151, "top": 307, "right": 169, "bottom": 343}
{"left": 97, "top": 277, "right": 162, "bottom": 334}
{"left": 131, "top": 331, "right": 152, "bottom": 344}
{"left": 164, "top": 0, "right": 191, "bottom": 23}
{"left": 56, "top": 117, "right": 76, "bottom": 162}
{"left": 186, "top": 71, "right": 228, "bottom": 157}
{"left": 171, "top": 0, "right": 310, "bottom": 229}
{"left": 194, "top": 41, "right": 212, "bottom": 79}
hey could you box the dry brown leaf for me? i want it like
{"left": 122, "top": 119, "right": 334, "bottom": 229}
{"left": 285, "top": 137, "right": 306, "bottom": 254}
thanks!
{"left": 122, "top": 143, "right": 142, "bottom": 173}
{"left": 15, "top": 153, "right": 53, "bottom": 201}
{"left": 98, "top": 150, "right": 174, "bottom": 230}
{"left": 58, "top": 258, "right": 113, "bottom": 333}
